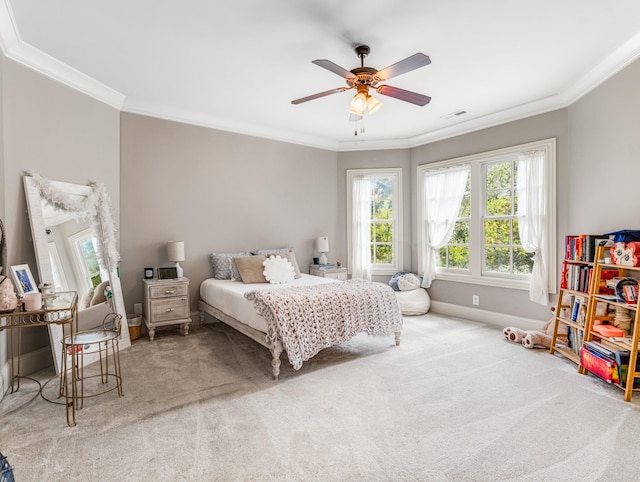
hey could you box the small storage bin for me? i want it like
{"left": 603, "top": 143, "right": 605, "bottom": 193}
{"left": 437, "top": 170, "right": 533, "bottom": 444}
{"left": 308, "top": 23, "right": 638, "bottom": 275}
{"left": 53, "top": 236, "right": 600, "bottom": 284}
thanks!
{"left": 127, "top": 314, "right": 142, "bottom": 341}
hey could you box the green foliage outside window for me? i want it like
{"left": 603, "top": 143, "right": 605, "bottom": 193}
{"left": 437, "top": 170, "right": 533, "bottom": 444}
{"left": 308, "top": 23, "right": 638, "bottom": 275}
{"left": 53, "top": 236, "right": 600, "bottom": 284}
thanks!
{"left": 79, "top": 238, "right": 103, "bottom": 288}
{"left": 371, "top": 178, "right": 393, "bottom": 264}
{"left": 439, "top": 160, "right": 534, "bottom": 275}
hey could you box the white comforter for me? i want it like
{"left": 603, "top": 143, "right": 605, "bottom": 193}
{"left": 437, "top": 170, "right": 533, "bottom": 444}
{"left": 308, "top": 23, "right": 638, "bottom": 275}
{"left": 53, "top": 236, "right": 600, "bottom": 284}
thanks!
{"left": 245, "top": 279, "right": 403, "bottom": 370}
{"left": 199, "top": 274, "right": 339, "bottom": 333}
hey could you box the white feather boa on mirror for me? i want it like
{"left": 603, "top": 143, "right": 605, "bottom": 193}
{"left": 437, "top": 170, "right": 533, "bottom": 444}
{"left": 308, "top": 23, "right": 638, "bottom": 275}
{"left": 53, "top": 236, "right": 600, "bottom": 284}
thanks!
{"left": 26, "top": 172, "right": 120, "bottom": 273}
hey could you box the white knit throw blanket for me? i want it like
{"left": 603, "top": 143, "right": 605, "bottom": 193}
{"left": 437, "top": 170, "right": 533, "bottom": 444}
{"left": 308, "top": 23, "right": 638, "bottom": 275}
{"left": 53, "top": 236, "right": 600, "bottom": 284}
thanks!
{"left": 245, "top": 280, "right": 403, "bottom": 370}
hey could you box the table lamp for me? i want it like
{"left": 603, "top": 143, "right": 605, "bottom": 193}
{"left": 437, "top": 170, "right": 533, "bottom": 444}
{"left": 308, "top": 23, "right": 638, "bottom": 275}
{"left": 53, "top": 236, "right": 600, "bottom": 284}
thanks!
{"left": 167, "top": 241, "right": 185, "bottom": 277}
{"left": 316, "top": 236, "right": 329, "bottom": 265}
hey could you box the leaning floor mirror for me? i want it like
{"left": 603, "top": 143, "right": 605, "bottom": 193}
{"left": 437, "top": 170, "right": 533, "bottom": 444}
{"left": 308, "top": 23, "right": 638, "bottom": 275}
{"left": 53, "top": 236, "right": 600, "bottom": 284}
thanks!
{"left": 23, "top": 174, "right": 130, "bottom": 374}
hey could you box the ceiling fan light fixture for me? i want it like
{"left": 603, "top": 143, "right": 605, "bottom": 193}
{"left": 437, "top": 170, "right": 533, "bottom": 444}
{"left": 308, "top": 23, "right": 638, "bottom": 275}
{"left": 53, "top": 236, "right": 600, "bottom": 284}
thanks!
{"left": 366, "top": 94, "right": 383, "bottom": 114}
{"left": 349, "top": 90, "right": 367, "bottom": 116}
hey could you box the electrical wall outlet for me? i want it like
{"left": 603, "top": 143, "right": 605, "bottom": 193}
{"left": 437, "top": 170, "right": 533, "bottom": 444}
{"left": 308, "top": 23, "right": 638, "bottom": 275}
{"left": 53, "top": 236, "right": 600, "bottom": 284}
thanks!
{"left": 134, "top": 303, "right": 143, "bottom": 316}
{"left": 472, "top": 295, "right": 480, "bottom": 306}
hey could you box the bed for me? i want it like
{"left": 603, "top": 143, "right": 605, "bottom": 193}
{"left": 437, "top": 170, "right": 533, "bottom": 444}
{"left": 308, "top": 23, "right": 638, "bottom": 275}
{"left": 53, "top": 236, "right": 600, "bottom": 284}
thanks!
{"left": 198, "top": 273, "right": 403, "bottom": 379}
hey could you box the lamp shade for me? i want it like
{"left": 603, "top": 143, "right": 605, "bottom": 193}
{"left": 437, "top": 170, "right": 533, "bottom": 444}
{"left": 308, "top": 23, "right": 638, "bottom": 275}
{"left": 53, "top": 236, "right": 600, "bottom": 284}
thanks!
{"left": 316, "top": 236, "right": 329, "bottom": 253}
{"left": 167, "top": 241, "right": 185, "bottom": 262}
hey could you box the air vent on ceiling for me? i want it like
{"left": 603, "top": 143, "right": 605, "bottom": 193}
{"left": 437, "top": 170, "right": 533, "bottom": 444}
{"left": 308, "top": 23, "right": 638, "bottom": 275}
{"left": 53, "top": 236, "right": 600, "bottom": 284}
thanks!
{"left": 441, "top": 110, "right": 469, "bottom": 119}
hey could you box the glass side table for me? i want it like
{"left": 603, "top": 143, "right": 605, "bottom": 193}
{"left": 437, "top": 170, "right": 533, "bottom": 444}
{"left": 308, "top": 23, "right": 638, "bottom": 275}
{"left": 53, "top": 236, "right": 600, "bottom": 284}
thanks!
{"left": 0, "top": 291, "right": 78, "bottom": 426}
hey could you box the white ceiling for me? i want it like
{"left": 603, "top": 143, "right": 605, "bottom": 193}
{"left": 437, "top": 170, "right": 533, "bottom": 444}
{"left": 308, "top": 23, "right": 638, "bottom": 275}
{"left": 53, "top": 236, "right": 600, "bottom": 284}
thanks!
{"left": 2, "top": 1, "right": 640, "bottom": 151}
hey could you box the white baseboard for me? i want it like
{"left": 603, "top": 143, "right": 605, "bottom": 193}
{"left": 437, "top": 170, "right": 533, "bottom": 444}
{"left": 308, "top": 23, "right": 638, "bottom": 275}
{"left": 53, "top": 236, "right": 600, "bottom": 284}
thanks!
{"left": 429, "top": 301, "right": 546, "bottom": 332}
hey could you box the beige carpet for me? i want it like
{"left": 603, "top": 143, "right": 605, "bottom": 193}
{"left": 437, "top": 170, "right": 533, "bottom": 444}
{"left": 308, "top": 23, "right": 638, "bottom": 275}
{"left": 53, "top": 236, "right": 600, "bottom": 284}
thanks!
{"left": 2, "top": 312, "right": 640, "bottom": 481}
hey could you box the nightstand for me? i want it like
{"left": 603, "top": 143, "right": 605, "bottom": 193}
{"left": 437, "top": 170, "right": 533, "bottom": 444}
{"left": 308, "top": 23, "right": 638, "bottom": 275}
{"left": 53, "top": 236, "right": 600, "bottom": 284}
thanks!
{"left": 143, "top": 277, "right": 191, "bottom": 341}
{"left": 309, "top": 265, "right": 348, "bottom": 280}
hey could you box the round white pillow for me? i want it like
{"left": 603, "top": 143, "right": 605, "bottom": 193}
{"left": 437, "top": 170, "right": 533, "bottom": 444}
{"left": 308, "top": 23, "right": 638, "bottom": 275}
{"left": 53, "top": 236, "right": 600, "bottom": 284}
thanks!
{"left": 262, "top": 255, "right": 295, "bottom": 284}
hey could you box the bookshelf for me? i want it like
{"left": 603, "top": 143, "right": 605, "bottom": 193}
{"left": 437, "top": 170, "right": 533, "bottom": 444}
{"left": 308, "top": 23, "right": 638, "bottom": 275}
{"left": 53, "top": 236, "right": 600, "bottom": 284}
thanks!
{"left": 549, "top": 235, "right": 614, "bottom": 365}
{"left": 581, "top": 245, "right": 640, "bottom": 402}
{"left": 549, "top": 259, "right": 594, "bottom": 365}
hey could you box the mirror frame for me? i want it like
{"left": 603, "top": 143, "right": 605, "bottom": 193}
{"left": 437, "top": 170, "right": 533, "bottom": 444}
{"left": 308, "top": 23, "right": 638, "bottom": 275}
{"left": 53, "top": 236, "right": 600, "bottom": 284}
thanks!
{"left": 0, "top": 218, "right": 6, "bottom": 276}
{"left": 23, "top": 175, "right": 130, "bottom": 374}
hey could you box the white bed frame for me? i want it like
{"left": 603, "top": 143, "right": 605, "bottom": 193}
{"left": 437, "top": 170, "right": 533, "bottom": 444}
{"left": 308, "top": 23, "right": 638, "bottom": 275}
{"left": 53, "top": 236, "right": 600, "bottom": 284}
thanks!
{"left": 198, "top": 299, "right": 284, "bottom": 379}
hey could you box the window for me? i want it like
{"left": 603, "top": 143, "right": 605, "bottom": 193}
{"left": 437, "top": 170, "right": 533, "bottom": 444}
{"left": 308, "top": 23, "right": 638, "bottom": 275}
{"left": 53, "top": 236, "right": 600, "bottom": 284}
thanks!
{"left": 417, "top": 138, "right": 556, "bottom": 292}
{"left": 68, "top": 228, "right": 108, "bottom": 294}
{"left": 483, "top": 159, "right": 533, "bottom": 276}
{"left": 47, "top": 241, "right": 69, "bottom": 292}
{"left": 347, "top": 168, "right": 403, "bottom": 275}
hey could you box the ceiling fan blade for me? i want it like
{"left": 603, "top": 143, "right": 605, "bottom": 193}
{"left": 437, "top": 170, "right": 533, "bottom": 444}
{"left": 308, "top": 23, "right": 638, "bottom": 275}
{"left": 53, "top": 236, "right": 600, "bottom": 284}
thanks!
{"left": 375, "top": 53, "right": 431, "bottom": 82}
{"left": 376, "top": 85, "right": 431, "bottom": 106}
{"left": 291, "top": 87, "right": 348, "bottom": 105}
{"left": 312, "top": 59, "right": 357, "bottom": 79}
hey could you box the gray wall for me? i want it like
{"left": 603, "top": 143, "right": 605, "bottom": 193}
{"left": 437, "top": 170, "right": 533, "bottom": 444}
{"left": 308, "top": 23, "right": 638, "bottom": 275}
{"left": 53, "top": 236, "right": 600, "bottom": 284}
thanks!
{"left": 119, "top": 113, "right": 338, "bottom": 312}
{"left": 1, "top": 56, "right": 120, "bottom": 370}
{"left": 409, "top": 110, "right": 568, "bottom": 321}
{"left": 566, "top": 59, "right": 640, "bottom": 233}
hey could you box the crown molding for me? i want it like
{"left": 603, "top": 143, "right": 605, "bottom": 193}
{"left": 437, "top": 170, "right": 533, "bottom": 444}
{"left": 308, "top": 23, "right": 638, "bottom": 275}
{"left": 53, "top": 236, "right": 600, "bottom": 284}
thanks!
{"left": 559, "top": 31, "right": 640, "bottom": 104}
{"left": 122, "top": 99, "right": 340, "bottom": 151}
{"left": 0, "top": 0, "right": 125, "bottom": 109}
{"left": 2, "top": 0, "right": 640, "bottom": 153}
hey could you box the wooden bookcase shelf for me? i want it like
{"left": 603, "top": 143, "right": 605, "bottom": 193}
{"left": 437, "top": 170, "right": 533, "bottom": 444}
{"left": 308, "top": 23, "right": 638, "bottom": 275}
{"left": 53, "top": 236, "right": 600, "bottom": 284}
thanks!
{"left": 550, "top": 239, "right": 640, "bottom": 401}
{"left": 581, "top": 245, "right": 640, "bottom": 402}
{"left": 549, "top": 260, "right": 594, "bottom": 365}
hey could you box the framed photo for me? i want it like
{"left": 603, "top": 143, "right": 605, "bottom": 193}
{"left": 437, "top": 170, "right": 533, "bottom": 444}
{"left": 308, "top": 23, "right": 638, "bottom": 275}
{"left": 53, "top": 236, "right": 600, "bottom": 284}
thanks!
{"left": 10, "top": 264, "right": 38, "bottom": 294}
{"left": 158, "top": 267, "right": 178, "bottom": 280}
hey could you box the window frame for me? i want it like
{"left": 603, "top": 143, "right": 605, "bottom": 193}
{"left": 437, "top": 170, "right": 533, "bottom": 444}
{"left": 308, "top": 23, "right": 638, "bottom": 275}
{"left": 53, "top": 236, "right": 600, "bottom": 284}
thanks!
{"left": 417, "top": 138, "right": 556, "bottom": 292}
{"left": 67, "top": 227, "right": 108, "bottom": 294}
{"left": 347, "top": 168, "right": 403, "bottom": 276}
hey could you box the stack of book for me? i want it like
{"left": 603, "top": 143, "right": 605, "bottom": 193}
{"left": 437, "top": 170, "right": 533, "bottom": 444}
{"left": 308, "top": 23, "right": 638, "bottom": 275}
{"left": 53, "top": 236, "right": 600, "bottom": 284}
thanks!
{"left": 580, "top": 341, "right": 640, "bottom": 388}
{"left": 565, "top": 234, "right": 613, "bottom": 263}
{"left": 310, "top": 263, "right": 336, "bottom": 269}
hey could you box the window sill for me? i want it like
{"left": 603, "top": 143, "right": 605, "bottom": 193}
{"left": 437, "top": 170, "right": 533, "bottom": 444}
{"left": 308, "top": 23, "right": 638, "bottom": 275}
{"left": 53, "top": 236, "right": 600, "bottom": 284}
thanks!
{"left": 434, "top": 272, "right": 538, "bottom": 291}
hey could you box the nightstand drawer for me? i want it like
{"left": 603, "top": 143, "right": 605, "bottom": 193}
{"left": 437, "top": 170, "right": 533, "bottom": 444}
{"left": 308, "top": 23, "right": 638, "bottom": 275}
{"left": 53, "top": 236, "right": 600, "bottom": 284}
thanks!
{"left": 309, "top": 266, "right": 348, "bottom": 280}
{"left": 150, "top": 298, "right": 189, "bottom": 322}
{"left": 324, "top": 271, "right": 348, "bottom": 280}
{"left": 149, "top": 284, "right": 188, "bottom": 299}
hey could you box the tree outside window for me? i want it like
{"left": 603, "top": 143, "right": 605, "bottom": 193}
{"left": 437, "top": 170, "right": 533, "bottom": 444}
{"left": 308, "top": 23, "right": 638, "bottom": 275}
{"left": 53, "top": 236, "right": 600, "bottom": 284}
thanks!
{"left": 418, "top": 138, "right": 556, "bottom": 292}
{"left": 347, "top": 168, "right": 403, "bottom": 275}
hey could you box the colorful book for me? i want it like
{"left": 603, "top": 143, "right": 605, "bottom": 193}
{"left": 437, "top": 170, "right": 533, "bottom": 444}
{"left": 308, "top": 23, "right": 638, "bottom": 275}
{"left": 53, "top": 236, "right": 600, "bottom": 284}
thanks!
{"left": 614, "top": 351, "right": 640, "bottom": 389}
{"left": 580, "top": 345, "right": 619, "bottom": 384}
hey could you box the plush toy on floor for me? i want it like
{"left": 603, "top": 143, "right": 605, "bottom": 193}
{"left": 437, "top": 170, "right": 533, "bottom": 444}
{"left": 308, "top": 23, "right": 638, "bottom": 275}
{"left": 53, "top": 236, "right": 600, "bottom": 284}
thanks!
{"left": 503, "top": 309, "right": 565, "bottom": 349}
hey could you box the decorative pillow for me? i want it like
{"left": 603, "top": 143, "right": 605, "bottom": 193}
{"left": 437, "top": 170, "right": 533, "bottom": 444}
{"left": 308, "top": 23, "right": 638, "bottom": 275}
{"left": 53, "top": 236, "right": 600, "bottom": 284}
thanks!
{"left": 253, "top": 247, "right": 292, "bottom": 255}
{"left": 90, "top": 280, "right": 110, "bottom": 306}
{"left": 210, "top": 251, "right": 251, "bottom": 280}
{"left": 263, "top": 255, "right": 295, "bottom": 284}
{"left": 258, "top": 248, "right": 302, "bottom": 279}
{"left": 234, "top": 255, "right": 268, "bottom": 284}
{"left": 398, "top": 273, "right": 421, "bottom": 291}
{"left": 81, "top": 288, "right": 95, "bottom": 309}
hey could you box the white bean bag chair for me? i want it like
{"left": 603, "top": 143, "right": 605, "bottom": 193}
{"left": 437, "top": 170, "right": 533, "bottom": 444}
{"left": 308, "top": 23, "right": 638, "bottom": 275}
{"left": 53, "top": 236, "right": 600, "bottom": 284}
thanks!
{"left": 395, "top": 288, "right": 431, "bottom": 315}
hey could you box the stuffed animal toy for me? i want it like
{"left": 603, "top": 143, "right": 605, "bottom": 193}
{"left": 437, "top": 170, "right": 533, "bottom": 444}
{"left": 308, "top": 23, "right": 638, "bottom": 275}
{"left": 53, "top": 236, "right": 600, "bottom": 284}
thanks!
{"left": 503, "top": 309, "right": 566, "bottom": 349}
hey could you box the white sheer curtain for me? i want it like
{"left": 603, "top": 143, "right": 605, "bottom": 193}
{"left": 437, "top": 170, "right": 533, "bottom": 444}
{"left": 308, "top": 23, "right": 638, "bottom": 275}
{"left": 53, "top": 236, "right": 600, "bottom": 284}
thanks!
{"left": 421, "top": 166, "right": 469, "bottom": 288}
{"left": 517, "top": 150, "right": 548, "bottom": 305}
{"left": 351, "top": 176, "right": 372, "bottom": 281}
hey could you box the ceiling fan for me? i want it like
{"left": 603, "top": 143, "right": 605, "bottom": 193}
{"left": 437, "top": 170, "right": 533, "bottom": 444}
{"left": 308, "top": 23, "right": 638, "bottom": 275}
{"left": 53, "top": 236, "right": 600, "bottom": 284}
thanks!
{"left": 291, "top": 45, "right": 432, "bottom": 118}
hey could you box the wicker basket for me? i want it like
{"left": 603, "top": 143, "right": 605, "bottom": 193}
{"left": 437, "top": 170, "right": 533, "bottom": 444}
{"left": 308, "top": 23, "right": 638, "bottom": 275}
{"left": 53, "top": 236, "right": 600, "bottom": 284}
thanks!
{"left": 127, "top": 314, "right": 142, "bottom": 341}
